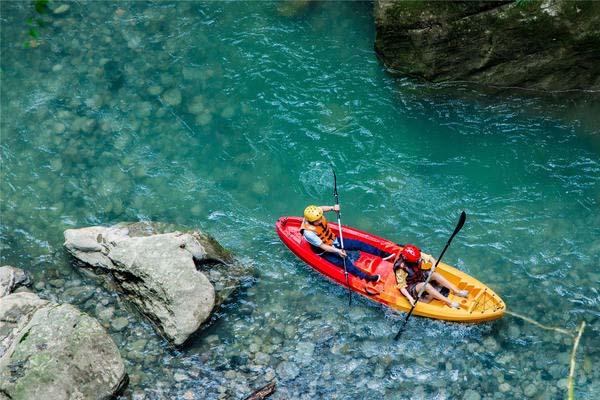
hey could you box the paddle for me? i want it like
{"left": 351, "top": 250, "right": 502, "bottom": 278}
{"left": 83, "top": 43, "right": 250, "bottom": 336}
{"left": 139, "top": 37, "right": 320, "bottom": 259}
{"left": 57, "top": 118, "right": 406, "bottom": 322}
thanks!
{"left": 394, "top": 211, "right": 467, "bottom": 340}
{"left": 331, "top": 166, "right": 352, "bottom": 306}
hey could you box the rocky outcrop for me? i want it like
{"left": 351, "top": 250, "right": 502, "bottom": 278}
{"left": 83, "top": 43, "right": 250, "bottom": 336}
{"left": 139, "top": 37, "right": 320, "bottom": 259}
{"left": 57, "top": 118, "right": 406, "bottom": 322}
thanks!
{"left": 0, "top": 266, "right": 32, "bottom": 298}
{"left": 374, "top": 0, "right": 600, "bottom": 93}
{"left": 0, "top": 292, "right": 126, "bottom": 399}
{"left": 63, "top": 222, "right": 252, "bottom": 345}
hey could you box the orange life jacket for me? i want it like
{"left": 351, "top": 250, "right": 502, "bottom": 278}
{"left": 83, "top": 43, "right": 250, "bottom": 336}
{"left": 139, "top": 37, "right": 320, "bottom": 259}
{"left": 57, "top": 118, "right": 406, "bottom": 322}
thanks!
{"left": 300, "top": 216, "right": 336, "bottom": 246}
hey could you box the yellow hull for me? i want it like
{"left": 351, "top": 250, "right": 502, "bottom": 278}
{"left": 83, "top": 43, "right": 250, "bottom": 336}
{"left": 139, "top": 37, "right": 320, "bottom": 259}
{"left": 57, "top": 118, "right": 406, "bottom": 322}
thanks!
{"left": 372, "top": 260, "right": 506, "bottom": 323}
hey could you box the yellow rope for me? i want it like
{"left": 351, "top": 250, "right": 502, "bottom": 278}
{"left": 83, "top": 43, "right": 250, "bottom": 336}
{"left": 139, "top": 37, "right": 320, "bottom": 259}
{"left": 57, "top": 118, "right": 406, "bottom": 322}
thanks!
{"left": 506, "top": 311, "right": 587, "bottom": 399}
{"left": 567, "top": 321, "right": 586, "bottom": 400}
{"left": 506, "top": 310, "right": 575, "bottom": 336}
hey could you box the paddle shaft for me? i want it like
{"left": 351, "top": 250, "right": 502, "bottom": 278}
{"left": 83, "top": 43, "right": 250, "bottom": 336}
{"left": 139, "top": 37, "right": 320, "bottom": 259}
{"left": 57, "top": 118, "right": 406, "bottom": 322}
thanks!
{"left": 332, "top": 167, "right": 352, "bottom": 306}
{"left": 394, "top": 211, "right": 467, "bottom": 340}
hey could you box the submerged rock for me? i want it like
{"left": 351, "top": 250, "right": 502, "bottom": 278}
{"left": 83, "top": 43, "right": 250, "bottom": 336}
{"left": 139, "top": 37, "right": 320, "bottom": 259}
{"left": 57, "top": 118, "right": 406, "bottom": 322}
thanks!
{"left": 374, "top": 0, "right": 600, "bottom": 93}
{"left": 0, "top": 292, "right": 126, "bottom": 399}
{"left": 63, "top": 222, "right": 252, "bottom": 345}
{"left": 277, "top": 0, "right": 313, "bottom": 17}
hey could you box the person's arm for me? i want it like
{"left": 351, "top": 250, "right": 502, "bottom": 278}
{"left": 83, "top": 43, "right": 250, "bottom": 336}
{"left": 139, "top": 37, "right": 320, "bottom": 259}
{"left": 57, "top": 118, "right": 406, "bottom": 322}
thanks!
{"left": 318, "top": 205, "right": 339, "bottom": 213}
{"left": 319, "top": 242, "right": 346, "bottom": 257}
{"left": 400, "top": 287, "right": 416, "bottom": 307}
{"left": 394, "top": 269, "right": 414, "bottom": 305}
{"left": 303, "top": 230, "right": 345, "bottom": 256}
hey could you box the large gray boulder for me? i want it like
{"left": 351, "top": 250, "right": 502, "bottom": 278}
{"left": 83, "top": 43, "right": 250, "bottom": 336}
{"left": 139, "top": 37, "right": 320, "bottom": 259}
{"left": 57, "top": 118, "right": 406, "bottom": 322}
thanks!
{"left": 0, "top": 292, "right": 126, "bottom": 399}
{"left": 63, "top": 222, "right": 250, "bottom": 345}
{"left": 374, "top": 0, "right": 600, "bottom": 93}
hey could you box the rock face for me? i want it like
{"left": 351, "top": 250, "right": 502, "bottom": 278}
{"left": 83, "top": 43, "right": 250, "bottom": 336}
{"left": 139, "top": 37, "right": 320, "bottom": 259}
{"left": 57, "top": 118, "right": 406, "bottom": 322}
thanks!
{"left": 374, "top": 0, "right": 600, "bottom": 92}
{"left": 0, "top": 292, "right": 126, "bottom": 399}
{"left": 0, "top": 266, "right": 32, "bottom": 297}
{"left": 63, "top": 222, "right": 250, "bottom": 345}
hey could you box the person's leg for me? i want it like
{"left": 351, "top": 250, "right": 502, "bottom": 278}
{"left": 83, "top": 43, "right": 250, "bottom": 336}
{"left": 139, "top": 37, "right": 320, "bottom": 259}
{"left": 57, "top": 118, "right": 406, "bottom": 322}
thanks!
{"left": 420, "top": 293, "right": 433, "bottom": 303}
{"left": 343, "top": 238, "right": 392, "bottom": 259}
{"left": 430, "top": 272, "right": 468, "bottom": 296}
{"left": 321, "top": 252, "right": 371, "bottom": 280}
{"left": 414, "top": 282, "right": 456, "bottom": 306}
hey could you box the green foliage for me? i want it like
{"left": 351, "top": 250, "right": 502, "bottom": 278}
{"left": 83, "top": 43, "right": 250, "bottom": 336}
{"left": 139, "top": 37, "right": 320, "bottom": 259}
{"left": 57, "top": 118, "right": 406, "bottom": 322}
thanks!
{"left": 515, "top": 0, "right": 537, "bottom": 8}
{"left": 34, "top": 0, "right": 49, "bottom": 14}
{"left": 23, "top": 0, "right": 50, "bottom": 48}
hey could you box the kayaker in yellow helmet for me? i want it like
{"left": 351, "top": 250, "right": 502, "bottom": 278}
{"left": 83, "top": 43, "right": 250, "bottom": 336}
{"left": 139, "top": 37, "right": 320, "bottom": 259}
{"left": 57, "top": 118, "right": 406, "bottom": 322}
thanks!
{"left": 393, "top": 244, "right": 469, "bottom": 308}
{"left": 300, "top": 205, "right": 393, "bottom": 282}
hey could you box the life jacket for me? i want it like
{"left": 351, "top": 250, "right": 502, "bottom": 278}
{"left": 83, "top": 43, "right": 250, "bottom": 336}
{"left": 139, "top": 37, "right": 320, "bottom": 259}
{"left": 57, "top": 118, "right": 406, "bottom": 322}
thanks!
{"left": 300, "top": 216, "right": 336, "bottom": 247}
{"left": 393, "top": 258, "right": 424, "bottom": 287}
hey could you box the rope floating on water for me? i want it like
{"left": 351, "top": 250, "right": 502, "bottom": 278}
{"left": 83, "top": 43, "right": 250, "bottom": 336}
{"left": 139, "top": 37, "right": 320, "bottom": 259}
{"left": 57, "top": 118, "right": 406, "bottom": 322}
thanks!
{"left": 506, "top": 311, "right": 587, "bottom": 399}
{"left": 567, "top": 321, "right": 586, "bottom": 400}
{"left": 505, "top": 310, "right": 574, "bottom": 336}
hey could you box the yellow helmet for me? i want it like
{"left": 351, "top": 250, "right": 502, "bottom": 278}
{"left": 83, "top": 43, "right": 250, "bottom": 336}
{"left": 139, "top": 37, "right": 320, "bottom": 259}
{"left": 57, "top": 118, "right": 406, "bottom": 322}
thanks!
{"left": 303, "top": 205, "right": 323, "bottom": 222}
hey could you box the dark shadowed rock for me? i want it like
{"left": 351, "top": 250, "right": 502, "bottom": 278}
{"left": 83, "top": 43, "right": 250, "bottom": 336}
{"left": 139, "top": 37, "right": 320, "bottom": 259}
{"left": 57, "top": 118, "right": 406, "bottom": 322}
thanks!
{"left": 374, "top": 0, "right": 600, "bottom": 93}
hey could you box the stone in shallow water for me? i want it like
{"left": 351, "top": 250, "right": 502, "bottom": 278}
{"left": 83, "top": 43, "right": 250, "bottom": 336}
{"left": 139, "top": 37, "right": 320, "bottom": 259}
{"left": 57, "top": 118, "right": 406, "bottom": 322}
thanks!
{"left": 97, "top": 305, "right": 115, "bottom": 321}
{"left": 276, "top": 361, "right": 299, "bottom": 381}
{"left": 111, "top": 316, "right": 129, "bottom": 331}
{"left": 508, "top": 324, "right": 521, "bottom": 337}
{"left": 499, "top": 382, "right": 511, "bottom": 393}
{"left": 196, "top": 112, "right": 212, "bottom": 126}
{"left": 254, "top": 352, "right": 270, "bottom": 365}
{"left": 53, "top": 122, "right": 66, "bottom": 133}
{"left": 187, "top": 95, "right": 205, "bottom": 114}
{"left": 63, "top": 285, "right": 96, "bottom": 303}
{"left": 148, "top": 85, "right": 163, "bottom": 96}
{"left": 483, "top": 336, "right": 499, "bottom": 352}
{"left": 295, "top": 341, "right": 315, "bottom": 364}
{"left": 174, "top": 373, "right": 188, "bottom": 382}
{"left": 129, "top": 338, "right": 148, "bottom": 353}
{"left": 523, "top": 383, "right": 537, "bottom": 397}
{"left": 49, "top": 278, "right": 65, "bottom": 288}
{"left": 53, "top": 4, "right": 70, "bottom": 14}
{"left": 220, "top": 106, "right": 235, "bottom": 119}
{"left": 462, "top": 389, "right": 480, "bottom": 400}
{"left": 163, "top": 88, "right": 182, "bottom": 107}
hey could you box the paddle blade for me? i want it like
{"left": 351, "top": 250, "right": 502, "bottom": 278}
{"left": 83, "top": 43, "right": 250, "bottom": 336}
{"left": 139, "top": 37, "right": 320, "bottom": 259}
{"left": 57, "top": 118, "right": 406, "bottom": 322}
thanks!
{"left": 450, "top": 211, "right": 467, "bottom": 240}
{"left": 394, "top": 325, "right": 405, "bottom": 340}
{"left": 331, "top": 166, "right": 338, "bottom": 196}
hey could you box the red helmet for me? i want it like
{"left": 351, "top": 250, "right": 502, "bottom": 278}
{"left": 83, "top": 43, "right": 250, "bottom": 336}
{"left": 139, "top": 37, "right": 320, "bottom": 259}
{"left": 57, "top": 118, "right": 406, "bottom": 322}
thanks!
{"left": 401, "top": 244, "right": 421, "bottom": 263}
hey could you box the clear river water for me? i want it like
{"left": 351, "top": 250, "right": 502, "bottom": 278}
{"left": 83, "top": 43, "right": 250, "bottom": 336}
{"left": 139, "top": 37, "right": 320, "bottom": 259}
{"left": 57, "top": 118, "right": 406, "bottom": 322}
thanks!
{"left": 1, "top": 1, "right": 599, "bottom": 399}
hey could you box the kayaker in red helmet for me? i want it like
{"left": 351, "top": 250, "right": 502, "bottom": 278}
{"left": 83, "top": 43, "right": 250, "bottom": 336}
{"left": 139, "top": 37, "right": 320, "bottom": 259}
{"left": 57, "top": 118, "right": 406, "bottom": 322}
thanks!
{"left": 300, "top": 205, "right": 393, "bottom": 282}
{"left": 394, "top": 244, "right": 469, "bottom": 308}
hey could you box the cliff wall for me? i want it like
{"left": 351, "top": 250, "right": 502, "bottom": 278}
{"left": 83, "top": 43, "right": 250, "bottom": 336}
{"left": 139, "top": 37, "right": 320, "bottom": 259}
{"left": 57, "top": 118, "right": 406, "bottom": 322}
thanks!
{"left": 374, "top": 0, "right": 600, "bottom": 93}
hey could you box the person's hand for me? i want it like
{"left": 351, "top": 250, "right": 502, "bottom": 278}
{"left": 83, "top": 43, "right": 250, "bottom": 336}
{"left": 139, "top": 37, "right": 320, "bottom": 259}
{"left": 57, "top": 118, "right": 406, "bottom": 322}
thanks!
{"left": 422, "top": 253, "right": 435, "bottom": 264}
{"left": 408, "top": 297, "right": 416, "bottom": 307}
{"left": 337, "top": 249, "right": 347, "bottom": 257}
{"left": 333, "top": 204, "right": 340, "bottom": 212}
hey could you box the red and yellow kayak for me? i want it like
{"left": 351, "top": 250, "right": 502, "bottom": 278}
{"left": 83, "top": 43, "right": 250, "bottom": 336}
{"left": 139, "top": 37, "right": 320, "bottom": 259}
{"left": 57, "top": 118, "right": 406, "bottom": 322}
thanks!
{"left": 276, "top": 216, "right": 505, "bottom": 323}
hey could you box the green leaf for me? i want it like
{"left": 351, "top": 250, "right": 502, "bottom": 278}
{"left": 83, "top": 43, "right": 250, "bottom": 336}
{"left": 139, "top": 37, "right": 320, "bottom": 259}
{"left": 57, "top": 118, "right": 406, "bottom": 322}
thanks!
{"left": 23, "top": 41, "right": 30, "bottom": 49}
{"left": 25, "top": 17, "right": 33, "bottom": 25}
{"left": 34, "top": 0, "right": 49, "bottom": 14}
{"left": 29, "top": 28, "right": 39, "bottom": 39}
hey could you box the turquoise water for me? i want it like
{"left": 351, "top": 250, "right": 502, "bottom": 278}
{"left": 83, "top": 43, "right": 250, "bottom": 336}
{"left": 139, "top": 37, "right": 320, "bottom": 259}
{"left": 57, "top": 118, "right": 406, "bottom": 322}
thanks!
{"left": 1, "top": 1, "right": 599, "bottom": 399}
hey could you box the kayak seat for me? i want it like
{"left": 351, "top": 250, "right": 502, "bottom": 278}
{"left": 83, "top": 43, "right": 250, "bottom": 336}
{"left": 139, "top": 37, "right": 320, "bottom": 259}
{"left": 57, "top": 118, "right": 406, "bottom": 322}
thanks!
{"left": 359, "top": 254, "right": 382, "bottom": 274}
